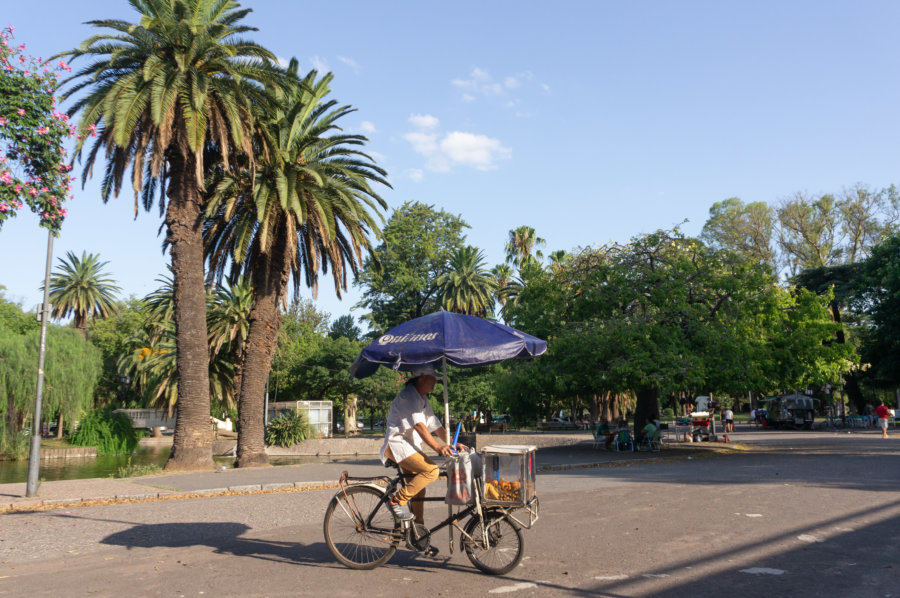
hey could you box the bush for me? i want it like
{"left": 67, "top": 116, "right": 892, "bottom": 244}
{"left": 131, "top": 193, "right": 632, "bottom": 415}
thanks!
{"left": 69, "top": 408, "right": 140, "bottom": 455}
{"left": 661, "top": 408, "right": 675, "bottom": 419}
{"left": 265, "top": 410, "right": 310, "bottom": 448}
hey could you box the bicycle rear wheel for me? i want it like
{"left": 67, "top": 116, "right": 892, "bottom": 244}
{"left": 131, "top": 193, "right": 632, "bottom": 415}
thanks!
{"left": 463, "top": 513, "right": 524, "bottom": 575}
{"left": 323, "top": 485, "right": 400, "bottom": 570}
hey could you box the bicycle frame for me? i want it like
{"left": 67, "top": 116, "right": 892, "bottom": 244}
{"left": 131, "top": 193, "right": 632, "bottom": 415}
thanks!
{"left": 336, "top": 469, "right": 534, "bottom": 554}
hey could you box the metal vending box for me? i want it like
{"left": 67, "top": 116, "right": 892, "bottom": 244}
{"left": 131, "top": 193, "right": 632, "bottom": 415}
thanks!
{"left": 480, "top": 445, "right": 537, "bottom": 507}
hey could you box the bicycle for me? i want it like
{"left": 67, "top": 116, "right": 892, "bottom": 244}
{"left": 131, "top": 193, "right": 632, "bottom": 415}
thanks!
{"left": 323, "top": 453, "right": 540, "bottom": 575}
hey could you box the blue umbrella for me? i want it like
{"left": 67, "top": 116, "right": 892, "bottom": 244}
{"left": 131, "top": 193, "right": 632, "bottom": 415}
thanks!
{"left": 349, "top": 310, "right": 547, "bottom": 379}
{"left": 349, "top": 310, "right": 547, "bottom": 444}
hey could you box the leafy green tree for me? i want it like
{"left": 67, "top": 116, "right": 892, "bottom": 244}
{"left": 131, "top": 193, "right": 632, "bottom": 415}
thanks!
{"left": 506, "top": 229, "right": 853, "bottom": 435}
{"left": 0, "top": 324, "right": 101, "bottom": 444}
{"left": 47, "top": 251, "right": 120, "bottom": 336}
{"left": 356, "top": 201, "right": 468, "bottom": 332}
{"left": 0, "top": 287, "right": 39, "bottom": 336}
{"left": 204, "top": 67, "right": 388, "bottom": 466}
{"left": 0, "top": 26, "right": 72, "bottom": 232}
{"left": 87, "top": 296, "right": 147, "bottom": 406}
{"left": 329, "top": 314, "right": 361, "bottom": 341}
{"left": 701, "top": 197, "right": 776, "bottom": 269}
{"left": 58, "top": 0, "right": 281, "bottom": 471}
{"left": 437, "top": 245, "right": 496, "bottom": 317}
{"left": 856, "top": 234, "right": 900, "bottom": 390}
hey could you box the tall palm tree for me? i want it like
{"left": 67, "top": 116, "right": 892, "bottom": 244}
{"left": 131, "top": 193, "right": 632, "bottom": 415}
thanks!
{"left": 437, "top": 246, "right": 497, "bottom": 317}
{"left": 47, "top": 251, "right": 120, "bottom": 337}
{"left": 505, "top": 225, "right": 546, "bottom": 270}
{"left": 205, "top": 66, "right": 388, "bottom": 466}
{"left": 58, "top": 0, "right": 280, "bottom": 471}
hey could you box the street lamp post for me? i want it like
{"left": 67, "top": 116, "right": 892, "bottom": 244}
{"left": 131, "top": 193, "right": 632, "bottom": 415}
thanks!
{"left": 25, "top": 230, "right": 54, "bottom": 497}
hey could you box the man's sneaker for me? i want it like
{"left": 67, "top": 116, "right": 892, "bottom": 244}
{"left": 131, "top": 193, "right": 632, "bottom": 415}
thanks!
{"left": 388, "top": 494, "right": 413, "bottom": 520}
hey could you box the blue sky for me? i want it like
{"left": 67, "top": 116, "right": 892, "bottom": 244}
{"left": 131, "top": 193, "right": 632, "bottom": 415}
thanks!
{"left": 2, "top": 1, "right": 898, "bottom": 325}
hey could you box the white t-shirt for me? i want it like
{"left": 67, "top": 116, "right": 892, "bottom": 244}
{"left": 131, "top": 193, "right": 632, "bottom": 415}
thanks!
{"left": 724, "top": 409, "right": 734, "bottom": 420}
{"left": 380, "top": 384, "right": 442, "bottom": 464}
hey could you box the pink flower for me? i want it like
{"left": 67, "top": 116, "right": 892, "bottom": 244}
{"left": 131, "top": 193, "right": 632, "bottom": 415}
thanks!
{"left": 36, "top": 127, "right": 48, "bottom": 135}
{"left": 13, "top": 184, "right": 21, "bottom": 192}
{"left": 0, "top": 204, "right": 9, "bottom": 212}
{"left": 16, "top": 108, "right": 25, "bottom": 116}
{"left": 58, "top": 208, "right": 67, "bottom": 217}
{"left": 0, "top": 117, "right": 6, "bottom": 125}
{"left": 27, "top": 187, "right": 37, "bottom": 196}
{"left": 88, "top": 123, "right": 97, "bottom": 137}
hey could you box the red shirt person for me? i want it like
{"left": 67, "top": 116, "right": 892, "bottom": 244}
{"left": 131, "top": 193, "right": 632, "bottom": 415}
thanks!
{"left": 875, "top": 402, "right": 892, "bottom": 438}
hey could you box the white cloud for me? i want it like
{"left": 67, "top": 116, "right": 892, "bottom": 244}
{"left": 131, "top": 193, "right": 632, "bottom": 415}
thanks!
{"left": 359, "top": 121, "right": 377, "bottom": 134}
{"left": 310, "top": 55, "right": 329, "bottom": 72}
{"left": 408, "top": 114, "right": 440, "bottom": 130}
{"left": 404, "top": 114, "right": 511, "bottom": 173}
{"left": 440, "top": 132, "right": 511, "bottom": 171}
{"left": 407, "top": 168, "right": 424, "bottom": 182}
{"left": 337, "top": 56, "right": 361, "bottom": 73}
{"left": 452, "top": 67, "right": 544, "bottom": 113}
{"left": 276, "top": 56, "right": 291, "bottom": 68}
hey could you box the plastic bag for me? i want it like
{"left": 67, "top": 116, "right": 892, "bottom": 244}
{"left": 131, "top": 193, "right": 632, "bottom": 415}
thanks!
{"left": 445, "top": 450, "right": 474, "bottom": 505}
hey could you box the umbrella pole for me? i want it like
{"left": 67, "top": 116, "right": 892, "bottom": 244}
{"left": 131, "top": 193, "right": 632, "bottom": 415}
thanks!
{"left": 442, "top": 356, "right": 453, "bottom": 552}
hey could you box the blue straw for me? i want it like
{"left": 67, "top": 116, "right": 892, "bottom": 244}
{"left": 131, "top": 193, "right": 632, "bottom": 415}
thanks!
{"left": 452, "top": 421, "right": 461, "bottom": 449}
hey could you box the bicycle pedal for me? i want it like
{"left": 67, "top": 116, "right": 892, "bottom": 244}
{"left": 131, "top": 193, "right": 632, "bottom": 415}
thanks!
{"left": 423, "top": 545, "right": 439, "bottom": 558}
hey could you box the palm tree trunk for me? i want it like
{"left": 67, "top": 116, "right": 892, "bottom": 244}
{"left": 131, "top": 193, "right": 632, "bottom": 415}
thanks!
{"left": 235, "top": 223, "right": 291, "bottom": 467}
{"left": 163, "top": 148, "right": 214, "bottom": 471}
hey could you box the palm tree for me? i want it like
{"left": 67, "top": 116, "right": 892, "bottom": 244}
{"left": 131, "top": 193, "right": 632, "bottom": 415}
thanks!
{"left": 47, "top": 251, "right": 120, "bottom": 337}
{"left": 491, "top": 264, "right": 513, "bottom": 307}
{"left": 505, "top": 226, "right": 546, "bottom": 269}
{"left": 204, "top": 66, "right": 388, "bottom": 466}
{"left": 206, "top": 277, "right": 252, "bottom": 409}
{"left": 437, "top": 246, "right": 497, "bottom": 317}
{"left": 119, "top": 277, "right": 242, "bottom": 418}
{"left": 548, "top": 250, "right": 569, "bottom": 274}
{"left": 58, "top": 0, "right": 281, "bottom": 471}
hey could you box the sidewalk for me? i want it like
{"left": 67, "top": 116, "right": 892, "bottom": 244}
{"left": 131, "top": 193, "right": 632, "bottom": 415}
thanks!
{"left": 0, "top": 437, "right": 732, "bottom": 513}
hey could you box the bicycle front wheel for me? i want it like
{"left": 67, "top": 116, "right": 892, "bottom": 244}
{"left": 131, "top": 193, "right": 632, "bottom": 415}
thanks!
{"left": 323, "top": 485, "right": 400, "bottom": 570}
{"left": 463, "top": 513, "right": 524, "bottom": 575}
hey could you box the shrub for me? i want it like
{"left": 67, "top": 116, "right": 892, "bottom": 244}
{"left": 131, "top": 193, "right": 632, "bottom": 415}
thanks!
{"left": 265, "top": 410, "right": 310, "bottom": 448}
{"left": 661, "top": 408, "right": 675, "bottom": 419}
{"left": 69, "top": 408, "right": 140, "bottom": 455}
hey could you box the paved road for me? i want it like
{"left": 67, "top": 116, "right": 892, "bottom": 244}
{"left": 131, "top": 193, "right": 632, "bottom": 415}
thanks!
{"left": 1, "top": 433, "right": 898, "bottom": 597}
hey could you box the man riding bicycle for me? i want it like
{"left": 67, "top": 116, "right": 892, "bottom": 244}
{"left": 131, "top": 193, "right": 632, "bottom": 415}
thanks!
{"left": 381, "top": 364, "right": 466, "bottom": 525}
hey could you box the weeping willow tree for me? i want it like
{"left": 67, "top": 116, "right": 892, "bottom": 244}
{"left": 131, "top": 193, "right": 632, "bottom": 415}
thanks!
{"left": 0, "top": 325, "right": 101, "bottom": 455}
{"left": 40, "top": 328, "right": 103, "bottom": 437}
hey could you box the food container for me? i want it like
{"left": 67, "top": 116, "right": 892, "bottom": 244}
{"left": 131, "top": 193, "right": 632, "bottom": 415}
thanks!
{"left": 480, "top": 445, "right": 537, "bottom": 507}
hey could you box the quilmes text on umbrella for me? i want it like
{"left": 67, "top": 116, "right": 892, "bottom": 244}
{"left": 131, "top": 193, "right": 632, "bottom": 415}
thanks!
{"left": 377, "top": 332, "right": 440, "bottom": 345}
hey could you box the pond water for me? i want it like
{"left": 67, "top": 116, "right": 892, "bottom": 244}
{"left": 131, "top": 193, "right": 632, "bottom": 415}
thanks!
{"left": 0, "top": 445, "right": 357, "bottom": 485}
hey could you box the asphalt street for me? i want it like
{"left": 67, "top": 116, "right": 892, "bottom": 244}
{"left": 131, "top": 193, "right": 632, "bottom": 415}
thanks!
{"left": 1, "top": 432, "right": 898, "bottom": 597}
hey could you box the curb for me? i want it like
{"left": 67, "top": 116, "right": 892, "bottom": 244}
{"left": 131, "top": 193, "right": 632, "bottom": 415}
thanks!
{"left": 0, "top": 479, "right": 342, "bottom": 514}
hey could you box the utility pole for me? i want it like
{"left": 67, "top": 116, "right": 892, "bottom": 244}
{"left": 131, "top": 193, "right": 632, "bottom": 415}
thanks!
{"left": 26, "top": 230, "right": 54, "bottom": 497}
